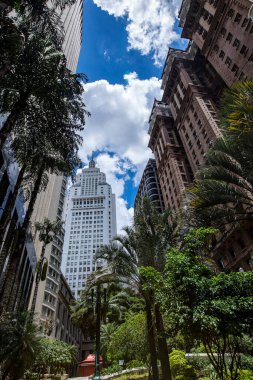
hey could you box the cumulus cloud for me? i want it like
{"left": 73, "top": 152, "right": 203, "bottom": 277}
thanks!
{"left": 96, "top": 153, "right": 134, "bottom": 232}
{"left": 80, "top": 72, "right": 162, "bottom": 232}
{"left": 92, "top": 0, "right": 183, "bottom": 65}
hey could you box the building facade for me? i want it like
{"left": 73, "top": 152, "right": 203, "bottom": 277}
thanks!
{"left": 148, "top": 101, "right": 193, "bottom": 212}
{"left": 0, "top": 147, "right": 37, "bottom": 313}
{"left": 134, "top": 158, "right": 165, "bottom": 214}
{"left": 147, "top": 0, "right": 253, "bottom": 271}
{"left": 58, "top": 0, "right": 83, "bottom": 72}
{"left": 179, "top": 0, "right": 253, "bottom": 87}
{"left": 28, "top": 1, "right": 84, "bottom": 333}
{"left": 61, "top": 159, "right": 117, "bottom": 299}
{"left": 54, "top": 274, "right": 83, "bottom": 357}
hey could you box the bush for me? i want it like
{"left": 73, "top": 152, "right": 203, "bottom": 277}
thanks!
{"left": 241, "top": 356, "right": 253, "bottom": 372}
{"left": 238, "top": 370, "right": 253, "bottom": 380}
{"left": 126, "top": 360, "right": 145, "bottom": 369}
{"left": 101, "top": 363, "right": 123, "bottom": 375}
{"left": 169, "top": 350, "right": 197, "bottom": 380}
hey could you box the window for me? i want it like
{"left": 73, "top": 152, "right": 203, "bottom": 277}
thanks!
{"left": 220, "top": 27, "right": 226, "bottom": 37}
{"left": 232, "top": 38, "right": 240, "bottom": 48}
{"left": 213, "top": 44, "right": 219, "bottom": 53}
{"left": 231, "top": 64, "right": 239, "bottom": 75}
{"left": 227, "top": 9, "right": 234, "bottom": 18}
{"left": 242, "top": 18, "right": 248, "bottom": 27}
{"left": 240, "top": 45, "right": 248, "bottom": 56}
{"left": 226, "top": 32, "right": 232, "bottom": 42}
{"left": 219, "top": 50, "right": 225, "bottom": 60}
{"left": 225, "top": 57, "right": 232, "bottom": 67}
{"left": 234, "top": 12, "right": 242, "bottom": 23}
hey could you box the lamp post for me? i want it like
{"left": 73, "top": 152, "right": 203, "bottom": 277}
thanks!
{"left": 93, "top": 283, "right": 101, "bottom": 380}
{"left": 93, "top": 283, "right": 108, "bottom": 380}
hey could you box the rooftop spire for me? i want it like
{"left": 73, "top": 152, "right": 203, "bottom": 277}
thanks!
{"left": 89, "top": 151, "right": 96, "bottom": 168}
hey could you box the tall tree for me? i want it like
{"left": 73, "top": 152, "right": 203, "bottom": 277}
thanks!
{"left": 0, "top": 311, "right": 40, "bottom": 380}
{"left": 190, "top": 81, "right": 253, "bottom": 229}
{"left": 89, "top": 199, "right": 175, "bottom": 380}
{"left": 0, "top": 35, "right": 88, "bottom": 149}
{"left": 150, "top": 228, "right": 253, "bottom": 380}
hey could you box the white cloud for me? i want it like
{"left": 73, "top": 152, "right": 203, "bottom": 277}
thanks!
{"left": 80, "top": 72, "right": 162, "bottom": 232}
{"left": 92, "top": 0, "right": 183, "bottom": 65}
{"left": 96, "top": 153, "right": 134, "bottom": 232}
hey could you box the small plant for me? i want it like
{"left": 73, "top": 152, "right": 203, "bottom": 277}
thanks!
{"left": 126, "top": 360, "right": 145, "bottom": 369}
{"left": 101, "top": 363, "right": 123, "bottom": 375}
{"left": 169, "top": 350, "right": 197, "bottom": 380}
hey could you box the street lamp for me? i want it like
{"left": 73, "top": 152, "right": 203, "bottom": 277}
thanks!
{"left": 93, "top": 283, "right": 108, "bottom": 380}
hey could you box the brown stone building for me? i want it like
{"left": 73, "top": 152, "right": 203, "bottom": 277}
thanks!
{"left": 148, "top": 100, "right": 193, "bottom": 212}
{"left": 179, "top": 0, "right": 253, "bottom": 86}
{"left": 147, "top": 0, "right": 253, "bottom": 271}
{"left": 54, "top": 274, "right": 83, "bottom": 359}
{"left": 161, "top": 45, "right": 223, "bottom": 175}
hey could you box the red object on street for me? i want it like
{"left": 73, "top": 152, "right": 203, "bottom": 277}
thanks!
{"left": 78, "top": 354, "right": 103, "bottom": 377}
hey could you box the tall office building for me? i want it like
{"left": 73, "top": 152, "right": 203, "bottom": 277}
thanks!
{"left": 58, "top": 0, "right": 83, "bottom": 72}
{"left": 61, "top": 158, "right": 117, "bottom": 299}
{"left": 29, "top": 1, "right": 83, "bottom": 331}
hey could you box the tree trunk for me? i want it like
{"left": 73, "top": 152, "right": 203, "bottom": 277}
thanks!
{"left": 30, "top": 244, "right": 46, "bottom": 314}
{"left": 22, "top": 164, "right": 44, "bottom": 231}
{"left": 2, "top": 244, "right": 23, "bottom": 313}
{"left": 0, "top": 227, "right": 22, "bottom": 313}
{"left": 0, "top": 91, "right": 30, "bottom": 149}
{"left": 145, "top": 299, "right": 159, "bottom": 380}
{"left": 155, "top": 304, "right": 172, "bottom": 380}
{"left": 0, "top": 164, "right": 26, "bottom": 244}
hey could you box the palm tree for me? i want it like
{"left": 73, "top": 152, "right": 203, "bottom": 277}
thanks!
{"left": 0, "top": 135, "right": 81, "bottom": 312}
{"left": 30, "top": 218, "right": 63, "bottom": 314}
{"left": 190, "top": 81, "right": 253, "bottom": 229}
{"left": 0, "top": 34, "right": 88, "bottom": 149}
{"left": 190, "top": 138, "right": 253, "bottom": 228}
{"left": 90, "top": 238, "right": 160, "bottom": 380}
{"left": 70, "top": 291, "right": 96, "bottom": 340}
{"left": 0, "top": 310, "right": 40, "bottom": 380}
{"left": 89, "top": 199, "right": 175, "bottom": 380}
{"left": 0, "top": 0, "right": 77, "bottom": 78}
{"left": 220, "top": 80, "right": 253, "bottom": 136}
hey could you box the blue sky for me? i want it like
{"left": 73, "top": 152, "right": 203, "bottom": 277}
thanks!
{"left": 77, "top": 0, "right": 161, "bottom": 84}
{"left": 76, "top": 0, "right": 188, "bottom": 231}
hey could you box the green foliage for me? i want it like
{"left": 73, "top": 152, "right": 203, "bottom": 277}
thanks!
{"left": 241, "top": 355, "right": 253, "bottom": 372}
{"left": 101, "top": 363, "right": 123, "bottom": 375}
{"left": 153, "top": 228, "right": 253, "bottom": 380}
{"left": 237, "top": 370, "right": 253, "bottom": 380}
{"left": 107, "top": 312, "right": 148, "bottom": 364}
{"left": 0, "top": 311, "right": 40, "bottom": 379}
{"left": 220, "top": 81, "right": 253, "bottom": 134}
{"left": 29, "top": 338, "right": 77, "bottom": 376}
{"left": 190, "top": 81, "right": 253, "bottom": 228}
{"left": 169, "top": 350, "right": 197, "bottom": 380}
{"left": 126, "top": 360, "right": 145, "bottom": 369}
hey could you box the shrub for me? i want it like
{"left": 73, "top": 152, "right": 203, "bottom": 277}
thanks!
{"left": 169, "top": 350, "right": 197, "bottom": 380}
{"left": 126, "top": 360, "right": 145, "bottom": 369}
{"left": 238, "top": 370, "right": 253, "bottom": 380}
{"left": 101, "top": 363, "right": 123, "bottom": 375}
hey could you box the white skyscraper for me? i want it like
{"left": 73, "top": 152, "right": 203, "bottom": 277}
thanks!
{"left": 61, "top": 158, "right": 117, "bottom": 298}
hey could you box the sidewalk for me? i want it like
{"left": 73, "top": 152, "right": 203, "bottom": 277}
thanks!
{"left": 68, "top": 377, "right": 89, "bottom": 380}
